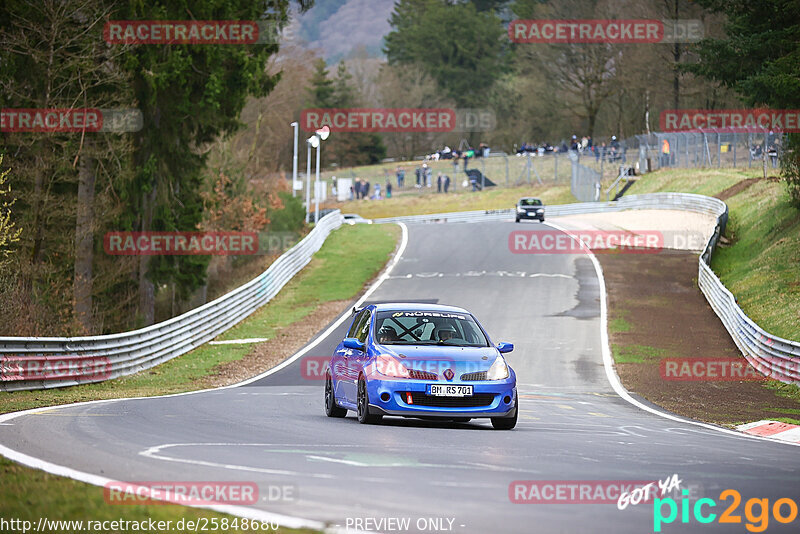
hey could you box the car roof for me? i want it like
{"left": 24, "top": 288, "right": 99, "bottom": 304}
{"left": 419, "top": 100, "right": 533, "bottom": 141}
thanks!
{"left": 370, "top": 302, "right": 470, "bottom": 314}
{"left": 519, "top": 197, "right": 542, "bottom": 201}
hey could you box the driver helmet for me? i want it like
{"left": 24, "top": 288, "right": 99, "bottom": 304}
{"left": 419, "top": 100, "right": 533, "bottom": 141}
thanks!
{"left": 437, "top": 324, "right": 457, "bottom": 341}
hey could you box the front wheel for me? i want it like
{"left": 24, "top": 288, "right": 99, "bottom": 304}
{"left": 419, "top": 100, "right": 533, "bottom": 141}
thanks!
{"left": 491, "top": 394, "right": 518, "bottom": 430}
{"left": 515, "top": 217, "right": 520, "bottom": 223}
{"left": 325, "top": 375, "right": 347, "bottom": 418}
{"left": 357, "top": 377, "right": 382, "bottom": 424}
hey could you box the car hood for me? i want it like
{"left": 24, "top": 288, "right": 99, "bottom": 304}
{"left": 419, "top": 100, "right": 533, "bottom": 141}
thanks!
{"left": 375, "top": 345, "right": 503, "bottom": 376}
{"left": 378, "top": 345, "right": 498, "bottom": 359}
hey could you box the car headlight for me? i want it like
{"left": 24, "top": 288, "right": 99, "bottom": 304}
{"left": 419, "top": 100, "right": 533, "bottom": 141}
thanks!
{"left": 374, "top": 355, "right": 409, "bottom": 378}
{"left": 487, "top": 356, "right": 509, "bottom": 380}
{"left": 516, "top": 206, "right": 525, "bottom": 213}
{"left": 537, "top": 209, "right": 544, "bottom": 214}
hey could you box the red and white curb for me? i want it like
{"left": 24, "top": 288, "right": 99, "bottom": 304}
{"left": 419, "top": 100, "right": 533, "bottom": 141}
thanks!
{"left": 736, "top": 420, "right": 800, "bottom": 444}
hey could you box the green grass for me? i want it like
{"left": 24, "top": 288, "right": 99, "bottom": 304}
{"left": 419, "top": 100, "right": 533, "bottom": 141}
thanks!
{"left": 710, "top": 182, "right": 800, "bottom": 340}
{"left": 0, "top": 223, "right": 400, "bottom": 415}
{"left": 0, "top": 457, "right": 314, "bottom": 534}
{"left": 608, "top": 316, "right": 632, "bottom": 334}
{"left": 625, "top": 167, "right": 763, "bottom": 197}
{"left": 612, "top": 344, "right": 671, "bottom": 364}
{"left": 764, "top": 380, "right": 800, "bottom": 404}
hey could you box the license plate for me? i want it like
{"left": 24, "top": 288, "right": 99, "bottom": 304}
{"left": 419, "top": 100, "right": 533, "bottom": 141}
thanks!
{"left": 428, "top": 384, "right": 473, "bottom": 397}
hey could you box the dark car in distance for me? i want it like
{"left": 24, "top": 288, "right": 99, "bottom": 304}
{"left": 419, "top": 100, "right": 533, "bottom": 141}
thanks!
{"left": 515, "top": 197, "right": 545, "bottom": 223}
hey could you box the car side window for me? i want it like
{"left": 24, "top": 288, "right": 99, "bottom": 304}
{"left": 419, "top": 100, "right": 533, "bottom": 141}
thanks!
{"left": 347, "top": 310, "right": 366, "bottom": 338}
{"left": 355, "top": 311, "right": 372, "bottom": 343}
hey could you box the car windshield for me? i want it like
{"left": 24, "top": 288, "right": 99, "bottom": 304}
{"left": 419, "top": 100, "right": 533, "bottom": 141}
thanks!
{"left": 520, "top": 199, "right": 543, "bottom": 206}
{"left": 374, "top": 311, "right": 489, "bottom": 347}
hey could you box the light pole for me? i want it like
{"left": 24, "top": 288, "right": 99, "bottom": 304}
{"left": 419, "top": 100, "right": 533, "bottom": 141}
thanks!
{"left": 313, "top": 126, "right": 330, "bottom": 224}
{"left": 305, "top": 136, "right": 315, "bottom": 223}
{"left": 290, "top": 122, "right": 298, "bottom": 197}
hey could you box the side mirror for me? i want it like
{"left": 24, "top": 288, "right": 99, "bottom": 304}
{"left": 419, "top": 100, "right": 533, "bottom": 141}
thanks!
{"left": 343, "top": 337, "right": 365, "bottom": 351}
{"left": 496, "top": 342, "right": 514, "bottom": 354}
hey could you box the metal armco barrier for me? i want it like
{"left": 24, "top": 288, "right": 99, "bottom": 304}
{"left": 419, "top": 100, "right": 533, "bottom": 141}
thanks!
{"left": 376, "top": 193, "right": 800, "bottom": 385}
{"left": 0, "top": 211, "right": 344, "bottom": 391}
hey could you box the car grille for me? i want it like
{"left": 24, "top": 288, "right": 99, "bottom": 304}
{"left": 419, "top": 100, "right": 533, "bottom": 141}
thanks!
{"left": 461, "top": 371, "right": 487, "bottom": 381}
{"left": 402, "top": 392, "right": 496, "bottom": 408}
{"left": 408, "top": 369, "right": 438, "bottom": 380}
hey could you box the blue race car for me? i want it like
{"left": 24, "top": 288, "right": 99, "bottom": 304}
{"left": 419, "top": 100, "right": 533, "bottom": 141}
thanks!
{"left": 324, "top": 303, "right": 518, "bottom": 430}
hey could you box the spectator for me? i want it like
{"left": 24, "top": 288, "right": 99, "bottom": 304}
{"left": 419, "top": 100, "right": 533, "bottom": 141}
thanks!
{"left": 364, "top": 180, "right": 370, "bottom": 199}
{"left": 425, "top": 164, "right": 432, "bottom": 187}
{"left": 768, "top": 144, "right": 779, "bottom": 168}
{"left": 374, "top": 182, "right": 381, "bottom": 200}
{"left": 349, "top": 182, "right": 354, "bottom": 200}
{"left": 444, "top": 174, "right": 451, "bottom": 193}
{"left": 610, "top": 136, "right": 621, "bottom": 162}
{"left": 437, "top": 172, "right": 443, "bottom": 193}
{"left": 415, "top": 166, "right": 422, "bottom": 188}
{"left": 354, "top": 178, "right": 362, "bottom": 199}
{"left": 661, "top": 138, "right": 671, "bottom": 167}
{"left": 331, "top": 181, "right": 337, "bottom": 199}
{"left": 386, "top": 180, "right": 393, "bottom": 198}
{"left": 463, "top": 149, "right": 473, "bottom": 170}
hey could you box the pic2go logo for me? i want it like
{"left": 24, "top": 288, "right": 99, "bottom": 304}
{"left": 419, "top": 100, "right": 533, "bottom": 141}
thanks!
{"left": 653, "top": 490, "right": 799, "bottom": 532}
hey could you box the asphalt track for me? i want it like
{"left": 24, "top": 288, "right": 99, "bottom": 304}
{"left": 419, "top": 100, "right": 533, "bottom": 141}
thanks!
{"left": 2, "top": 220, "right": 799, "bottom": 533}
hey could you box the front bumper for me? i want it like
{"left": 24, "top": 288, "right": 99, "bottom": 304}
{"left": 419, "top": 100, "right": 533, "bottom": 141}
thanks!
{"left": 366, "top": 375, "right": 517, "bottom": 419}
{"left": 517, "top": 211, "right": 544, "bottom": 220}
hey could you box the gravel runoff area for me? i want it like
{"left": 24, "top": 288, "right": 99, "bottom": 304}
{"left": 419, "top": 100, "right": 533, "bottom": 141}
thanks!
{"left": 551, "top": 209, "right": 800, "bottom": 426}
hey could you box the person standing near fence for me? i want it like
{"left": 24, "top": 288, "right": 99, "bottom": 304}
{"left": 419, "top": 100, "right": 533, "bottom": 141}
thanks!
{"left": 437, "top": 172, "right": 442, "bottom": 193}
{"left": 767, "top": 144, "right": 778, "bottom": 168}
{"left": 661, "top": 139, "right": 670, "bottom": 167}
{"left": 396, "top": 167, "right": 405, "bottom": 188}
{"left": 386, "top": 180, "right": 392, "bottom": 198}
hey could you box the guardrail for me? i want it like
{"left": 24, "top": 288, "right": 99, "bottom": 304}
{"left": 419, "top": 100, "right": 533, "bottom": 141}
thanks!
{"left": 375, "top": 193, "right": 800, "bottom": 385}
{"left": 0, "top": 211, "right": 344, "bottom": 391}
